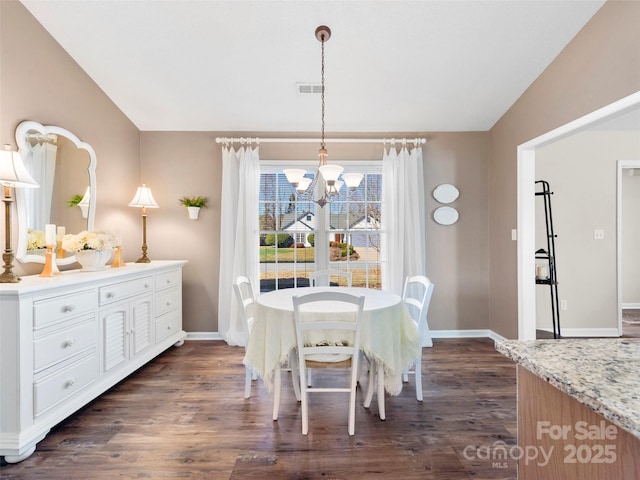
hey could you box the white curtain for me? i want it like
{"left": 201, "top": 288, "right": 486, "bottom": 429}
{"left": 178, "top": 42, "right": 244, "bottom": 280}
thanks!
{"left": 381, "top": 145, "right": 426, "bottom": 295}
{"left": 25, "top": 140, "right": 58, "bottom": 230}
{"left": 218, "top": 144, "right": 260, "bottom": 346}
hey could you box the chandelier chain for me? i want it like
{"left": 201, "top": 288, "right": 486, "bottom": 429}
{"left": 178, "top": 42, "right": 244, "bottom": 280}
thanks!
{"left": 320, "top": 33, "right": 326, "bottom": 150}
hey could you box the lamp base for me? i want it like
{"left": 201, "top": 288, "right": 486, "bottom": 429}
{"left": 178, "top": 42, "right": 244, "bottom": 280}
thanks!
{"left": 1, "top": 250, "right": 20, "bottom": 283}
{"left": 135, "top": 248, "right": 150, "bottom": 263}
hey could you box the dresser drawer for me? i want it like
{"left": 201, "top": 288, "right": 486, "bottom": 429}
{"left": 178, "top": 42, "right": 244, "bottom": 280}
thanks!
{"left": 99, "top": 276, "right": 153, "bottom": 305}
{"left": 33, "top": 289, "right": 96, "bottom": 329}
{"left": 34, "top": 352, "right": 98, "bottom": 417}
{"left": 155, "top": 269, "right": 181, "bottom": 291}
{"left": 34, "top": 316, "right": 97, "bottom": 372}
{"left": 155, "top": 287, "right": 180, "bottom": 317}
{"left": 155, "top": 310, "right": 181, "bottom": 343}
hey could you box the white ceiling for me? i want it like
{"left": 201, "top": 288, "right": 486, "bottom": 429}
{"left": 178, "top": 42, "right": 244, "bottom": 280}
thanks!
{"left": 21, "top": 0, "right": 606, "bottom": 133}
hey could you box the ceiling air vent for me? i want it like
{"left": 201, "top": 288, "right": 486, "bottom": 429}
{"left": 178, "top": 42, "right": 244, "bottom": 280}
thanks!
{"left": 297, "top": 83, "right": 322, "bottom": 94}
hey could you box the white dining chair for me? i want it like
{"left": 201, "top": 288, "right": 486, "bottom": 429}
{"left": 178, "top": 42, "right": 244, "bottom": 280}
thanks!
{"left": 400, "top": 275, "right": 435, "bottom": 401}
{"left": 309, "top": 269, "right": 352, "bottom": 287}
{"left": 292, "top": 291, "right": 365, "bottom": 435}
{"left": 234, "top": 277, "right": 301, "bottom": 409}
{"left": 233, "top": 276, "right": 259, "bottom": 398}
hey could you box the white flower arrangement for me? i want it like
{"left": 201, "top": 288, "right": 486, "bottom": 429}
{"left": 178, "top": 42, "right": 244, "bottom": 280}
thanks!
{"left": 27, "top": 229, "right": 46, "bottom": 250}
{"left": 62, "top": 230, "right": 119, "bottom": 253}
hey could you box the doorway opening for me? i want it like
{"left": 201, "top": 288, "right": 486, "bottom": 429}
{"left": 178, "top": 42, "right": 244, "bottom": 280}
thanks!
{"left": 517, "top": 91, "right": 640, "bottom": 339}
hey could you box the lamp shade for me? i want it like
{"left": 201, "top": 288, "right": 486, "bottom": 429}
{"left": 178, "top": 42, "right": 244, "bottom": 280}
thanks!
{"left": 129, "top": 184, "right": 159, "bottom": 208}
{"left": 284, "top": 169, "right": 306, "bottom": 184}
{"left": 0, "top": 145, "right": 39, "bottom": 188}
{"left": 327, "top": 180, "right": 343, "bottom": 194}
{"left": 296, "top": 177, "right": 312, "bottom": 193}
{"left": 342, "top": 172, "right": 364, "bottom": 190}
{"left": 318, "top": 164, "right": 343, "bottom": 183}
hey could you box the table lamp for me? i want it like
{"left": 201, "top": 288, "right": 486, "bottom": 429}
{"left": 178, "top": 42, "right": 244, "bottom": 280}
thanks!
{"left": 0, "top": 145, "right": 39, "bottom": 283}
{"left": 128, "top": 184, "right": 159, "bottom": 263}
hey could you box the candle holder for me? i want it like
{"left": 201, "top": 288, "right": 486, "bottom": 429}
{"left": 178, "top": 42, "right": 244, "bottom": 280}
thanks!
{"left": 57, "top": 241, "right": 66, "bottom": 259}
{"left": 111, "top": 246, "right": 126, "bottom": 268}
{"left": 39, "top": 245, "right": 61, "bottom": 277}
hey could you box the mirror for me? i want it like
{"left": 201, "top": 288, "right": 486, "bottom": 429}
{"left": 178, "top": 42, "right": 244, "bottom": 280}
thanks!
{"left": 14, "top": 121, "right": 96, "bottom": 265}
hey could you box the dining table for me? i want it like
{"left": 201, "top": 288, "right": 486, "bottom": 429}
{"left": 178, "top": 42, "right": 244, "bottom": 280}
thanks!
{"left": 243, "top": 286, "right": 421, "bottom": 397}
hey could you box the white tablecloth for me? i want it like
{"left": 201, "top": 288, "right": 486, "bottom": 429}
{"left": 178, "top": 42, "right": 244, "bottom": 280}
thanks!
{"left": 243, "top": 287, "right": 420, "bottom": 395}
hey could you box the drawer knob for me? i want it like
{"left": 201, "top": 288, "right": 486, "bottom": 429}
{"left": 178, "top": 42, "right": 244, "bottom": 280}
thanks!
{"left": 63, "top": 304, "right": 76, "bottom": 312}
{"left": 65, "top": 378, "right": 77, "bottom": 388}
{"left": 166, "top": 301, "right": 171, "bottom": 306}
{"left": 106, "top": 292, "right": 115, "bottom": 298}
{"left": 166, "top": 279, "right": 171, "bottom": 284}
{"left": 144, "top": 284, "right": 150, "bottom": 289}
{"left": 63, "top": 339, "right": 75, "bottom": 348}
{"left": 167, "top": 325, "right": 172, "bottom": 330}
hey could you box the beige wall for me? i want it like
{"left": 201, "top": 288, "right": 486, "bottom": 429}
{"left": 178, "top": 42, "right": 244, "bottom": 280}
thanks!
{"left": 535, "top": 131, "right": 640, "bottom": 332}
{"left": 4, "top": 0, "right": 638, "bottom": 337}
{"left": 2, "top": 1, "right": 490, "bottom": 335}
{"left": 488, "top": 0, "right": 640, "bottom": 338}
{"left": 0, "top": 0, "right": 141, "bottom": 278}
{"left": 139, "top": 131, "right": 489, "bottom": 333}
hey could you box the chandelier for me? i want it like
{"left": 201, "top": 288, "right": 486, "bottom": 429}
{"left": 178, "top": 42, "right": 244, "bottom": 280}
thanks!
{"left": 284, "top": 26, "right": 363, "bottom": 208}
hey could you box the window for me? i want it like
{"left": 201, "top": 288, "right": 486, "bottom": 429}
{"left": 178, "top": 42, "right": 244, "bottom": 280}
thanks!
{"left": 259, "top": 162, "right": 382, "bottom": 292}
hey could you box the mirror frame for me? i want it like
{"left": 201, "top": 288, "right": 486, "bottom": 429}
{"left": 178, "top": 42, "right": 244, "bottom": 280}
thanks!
{"left": 14, "top": 121, "right": 97, "bottom": 265}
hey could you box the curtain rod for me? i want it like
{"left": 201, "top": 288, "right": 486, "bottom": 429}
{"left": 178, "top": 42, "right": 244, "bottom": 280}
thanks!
{"left": 215, "top": 136, "right": 426, "bottom": 145}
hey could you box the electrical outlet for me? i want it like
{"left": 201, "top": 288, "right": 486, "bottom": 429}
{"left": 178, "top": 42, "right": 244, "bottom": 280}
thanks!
{"left": 561, "top": 300, "right": 568, "bottom": 311}
{"left": 594, "top": 229, "right": 605, "bottom": 240}
{"left": 511, "top": 229, "right": 517, "bottom": 241}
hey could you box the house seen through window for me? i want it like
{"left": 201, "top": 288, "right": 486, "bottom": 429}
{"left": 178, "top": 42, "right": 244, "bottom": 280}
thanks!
{"left": 259, "top": 162, "right": 383, "bottom": 292}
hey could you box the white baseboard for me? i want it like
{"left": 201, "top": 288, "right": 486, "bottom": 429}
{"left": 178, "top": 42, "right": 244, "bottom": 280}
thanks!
{"left": 185, "top": 330, "right": 508, "bottom": 343}
{"left": 430, "top": 329, "right": 507, "bottom": 342}
{"left": 185, "top": 332, "right": 224, "bottom": 341}
{"left": 538, "top": 327, "right": 620, "bottom": 337}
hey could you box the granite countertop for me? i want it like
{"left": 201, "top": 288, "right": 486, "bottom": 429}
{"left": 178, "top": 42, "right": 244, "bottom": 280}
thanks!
{"left": 495, "top": 338, "right": 640, "bottom": 439}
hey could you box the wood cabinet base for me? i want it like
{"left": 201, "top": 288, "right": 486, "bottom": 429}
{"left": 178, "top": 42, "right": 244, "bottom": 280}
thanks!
{"left": 517, "top": 366, "right": 639, "bottom": 479}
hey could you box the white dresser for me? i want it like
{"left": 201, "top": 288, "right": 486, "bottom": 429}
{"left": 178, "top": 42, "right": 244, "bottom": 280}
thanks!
{"left": 0, "top": 260, "right": 187, "bottom": 463}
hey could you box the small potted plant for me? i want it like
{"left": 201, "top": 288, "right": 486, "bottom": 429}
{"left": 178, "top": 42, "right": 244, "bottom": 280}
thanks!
{"left": 179, "top": 196, "right": 208, "bottom": 220}
{"left": 66, "top": 193, "right": 83, "bottom": 207}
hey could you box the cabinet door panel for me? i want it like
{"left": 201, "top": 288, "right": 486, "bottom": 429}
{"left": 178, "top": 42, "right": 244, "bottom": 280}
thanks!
{"left": 102, "top": 307, "right": 127, "bottom": 373}
{"left": 131, "top": 297, "right": 153, "bottom": 357}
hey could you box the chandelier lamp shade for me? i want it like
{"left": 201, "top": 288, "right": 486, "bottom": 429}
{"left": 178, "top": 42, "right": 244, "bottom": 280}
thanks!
{"left": 284, "top": 26, "right": 363, "bottom": 207}
{"left": 128, "top": 183, "right": 159, "bottom": 263}
{"left": 0, "top": 144, "right": 39, "bottom": 283}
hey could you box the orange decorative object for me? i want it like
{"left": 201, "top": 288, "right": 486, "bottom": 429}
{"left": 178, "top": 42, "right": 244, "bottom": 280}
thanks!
{"left": 39, "top": 246, "right": 61, "bottom": 277}
{"left": 111, "top": 246, "right": 126, "bottom": 268}
{"left": 57, "top": 242, "right": 66, "bottom": 259}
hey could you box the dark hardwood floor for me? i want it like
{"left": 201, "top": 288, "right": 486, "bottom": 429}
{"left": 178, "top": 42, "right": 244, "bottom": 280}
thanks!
{"left": 0, "top": 339, "right": 517, "bottom": 480}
